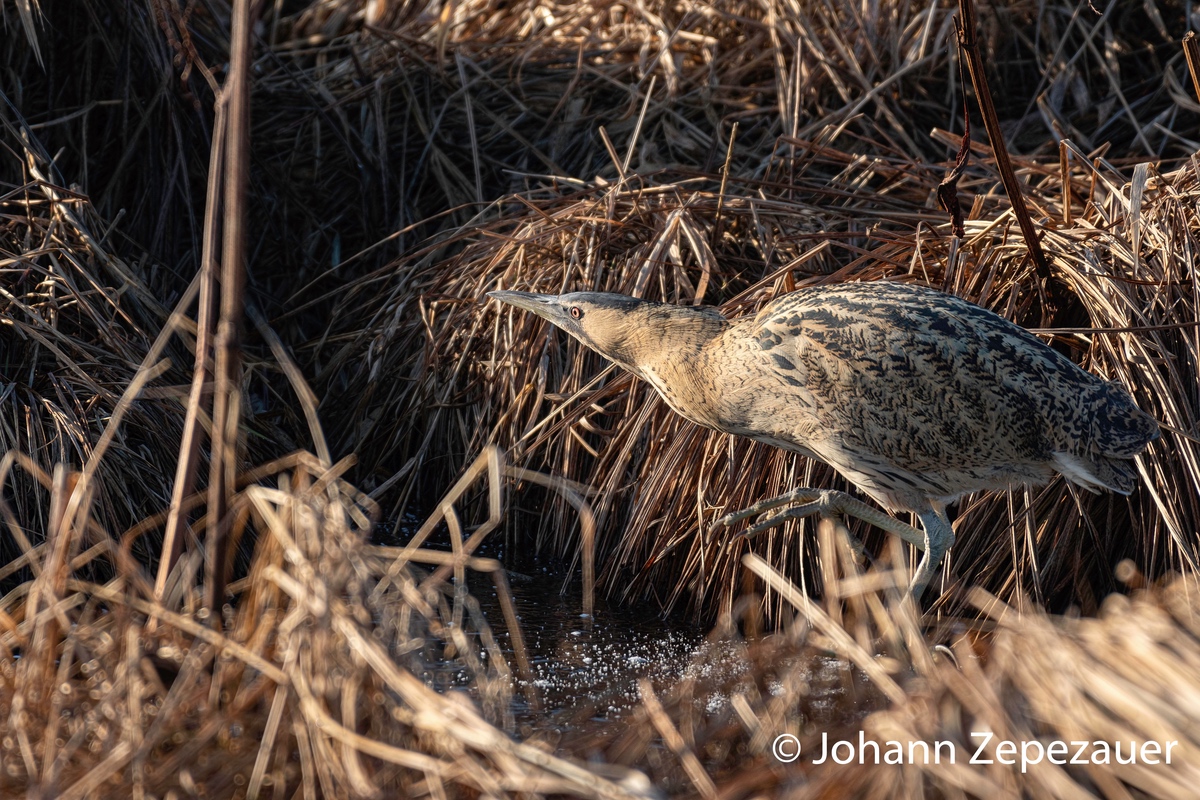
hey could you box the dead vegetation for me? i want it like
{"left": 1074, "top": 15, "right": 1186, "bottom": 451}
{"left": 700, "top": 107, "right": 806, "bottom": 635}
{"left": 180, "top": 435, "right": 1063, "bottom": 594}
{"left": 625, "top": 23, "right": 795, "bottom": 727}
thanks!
{"left": 301, "top": 0, "right": 1200, "bottom": 617}
{"left": 327, "top": 129, "right": 1200, "bottom": 618}
{"left": 0, "top": 446, "right": 644, "bottom": 798}
{"left": 2, "top": 0, "right": 1200, "bottom": 797}
{"left": 577, "top": 527, "right": 1200, "bottom": 798}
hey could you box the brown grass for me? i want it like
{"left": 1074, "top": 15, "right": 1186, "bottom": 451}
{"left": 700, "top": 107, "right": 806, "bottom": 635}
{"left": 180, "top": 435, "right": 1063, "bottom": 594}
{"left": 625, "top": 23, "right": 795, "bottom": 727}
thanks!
{"left": 2, "top": 0, "right": 1200, "bottom": 797}
{"left": 0, "top": 446, "right": 642, "bottom": 798}
{"left": 318, "top": 135, "right": 1200, "bottom": 618}
{"left": 576, "top": 525, "right": 1200, "bottom": 798}
{"left": 289, "top": 0, "right": 1200, "bottom": 617}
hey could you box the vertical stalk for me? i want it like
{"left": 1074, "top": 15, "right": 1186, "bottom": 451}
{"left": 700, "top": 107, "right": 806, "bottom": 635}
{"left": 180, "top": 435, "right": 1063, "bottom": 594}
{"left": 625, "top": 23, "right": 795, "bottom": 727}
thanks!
{"left": 955, "top": 0, "right": 1052, "bottom": 286}
{"left": 205, "top": 0, "right": 254, "bottom": 616}
{"left": 157, "top": 102, "right": 224, "bottom": 603}
{"left": 1183, "top": 32, "right": 1200, "bottom": 104}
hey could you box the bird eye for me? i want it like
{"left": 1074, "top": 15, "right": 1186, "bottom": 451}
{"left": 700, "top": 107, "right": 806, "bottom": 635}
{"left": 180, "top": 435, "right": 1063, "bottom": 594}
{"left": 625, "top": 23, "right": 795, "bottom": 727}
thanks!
{"left": 569, "top": 306, "right": 583, "bottom": 319}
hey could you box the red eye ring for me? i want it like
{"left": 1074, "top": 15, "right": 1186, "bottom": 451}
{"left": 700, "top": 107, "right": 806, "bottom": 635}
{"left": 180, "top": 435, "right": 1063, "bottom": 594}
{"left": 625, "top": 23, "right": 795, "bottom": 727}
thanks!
{"left": 570, "top": 306, "right": 583, "bottom": 319}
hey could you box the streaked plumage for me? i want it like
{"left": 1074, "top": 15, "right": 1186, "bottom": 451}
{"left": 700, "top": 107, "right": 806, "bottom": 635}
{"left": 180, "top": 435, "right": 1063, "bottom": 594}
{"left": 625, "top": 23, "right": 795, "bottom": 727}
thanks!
{"left": 488, "top": 281, "right": 1158, "bottom": 598}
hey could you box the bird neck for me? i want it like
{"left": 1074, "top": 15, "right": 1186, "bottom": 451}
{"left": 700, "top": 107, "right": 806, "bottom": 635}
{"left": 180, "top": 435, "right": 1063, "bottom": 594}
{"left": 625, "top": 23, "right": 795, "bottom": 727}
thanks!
{"left": 616, "top": 307, "right": 722, "bottom": 368}
{"left": 621, "top": 308, "right": 727, "bottom": 428}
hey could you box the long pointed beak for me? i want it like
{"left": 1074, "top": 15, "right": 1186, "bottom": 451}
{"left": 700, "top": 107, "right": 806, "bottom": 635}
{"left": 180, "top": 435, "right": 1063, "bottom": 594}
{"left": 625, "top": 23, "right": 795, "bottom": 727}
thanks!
{"left": 487, "top": 290, "right": 564, "bottom": 324}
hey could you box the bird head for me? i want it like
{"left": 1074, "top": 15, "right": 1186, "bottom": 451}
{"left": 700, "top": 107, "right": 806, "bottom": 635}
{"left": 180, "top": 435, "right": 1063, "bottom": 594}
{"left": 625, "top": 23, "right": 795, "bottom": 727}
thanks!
{"left": 487, "top": 290, "right": 653, "bottom": 372}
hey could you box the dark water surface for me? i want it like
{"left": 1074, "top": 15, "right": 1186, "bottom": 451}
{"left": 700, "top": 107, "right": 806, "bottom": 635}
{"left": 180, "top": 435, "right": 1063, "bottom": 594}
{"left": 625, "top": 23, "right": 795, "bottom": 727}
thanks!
{"left": 437, "top": 567, "right": 716, "bottom": 726}
{"left": 375, "top": 517, "right": 871, "bottom": 753}
{"left": 378, "top": 518, "right": 722, "bottom": 726}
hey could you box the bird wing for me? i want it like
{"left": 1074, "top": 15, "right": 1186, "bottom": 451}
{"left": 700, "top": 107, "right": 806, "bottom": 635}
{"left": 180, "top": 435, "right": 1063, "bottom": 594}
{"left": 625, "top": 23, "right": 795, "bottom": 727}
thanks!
{"left": 751, "top": 284, "right": 1066, "bottom": 476}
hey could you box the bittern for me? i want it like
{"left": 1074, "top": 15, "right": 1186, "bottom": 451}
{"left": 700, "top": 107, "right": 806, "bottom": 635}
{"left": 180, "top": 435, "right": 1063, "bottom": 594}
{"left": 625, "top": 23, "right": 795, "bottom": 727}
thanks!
{"left": 488, "top": 282, "right": 1158, "bottom": 598}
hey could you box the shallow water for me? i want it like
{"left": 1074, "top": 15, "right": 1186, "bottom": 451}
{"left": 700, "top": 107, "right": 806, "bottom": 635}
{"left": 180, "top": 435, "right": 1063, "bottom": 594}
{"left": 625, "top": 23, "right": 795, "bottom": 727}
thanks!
{"left": 430, "top": 568, "right": 713, "bottom": 725}
{"left": 378, "top": 516, "right": 720, "bottom": 725}
{"left": 444, "top": 573, "right": 871, "bottom": 747}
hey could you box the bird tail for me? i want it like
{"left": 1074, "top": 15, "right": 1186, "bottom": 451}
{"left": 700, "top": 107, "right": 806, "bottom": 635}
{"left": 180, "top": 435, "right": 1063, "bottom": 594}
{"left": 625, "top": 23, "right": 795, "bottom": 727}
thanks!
{"left": 1053, "top": 382, "right": 1158, "bottom": 495}
{"left": 1052, "top": 451, "right": 1140, "bottom": 495}
{"left": 1091, "top": 381, "right": 1160, "bottom": 458}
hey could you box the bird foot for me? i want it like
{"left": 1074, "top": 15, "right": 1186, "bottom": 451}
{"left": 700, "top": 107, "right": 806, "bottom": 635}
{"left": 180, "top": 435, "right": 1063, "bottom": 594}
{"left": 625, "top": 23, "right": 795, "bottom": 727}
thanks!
{"left": 749, "top": 502, "right": 867, "bottom": 555}
{"left": 710, "top": 488, "right": 924, "bottom": 545}
{"left": 710, "top": 488, "right": 942, "bottom": 598}
{"left": 709, "top": 490, "right": 869, "bottom": 557}
{"left": 706, "top": 488, "right": 826, "bottom": 540}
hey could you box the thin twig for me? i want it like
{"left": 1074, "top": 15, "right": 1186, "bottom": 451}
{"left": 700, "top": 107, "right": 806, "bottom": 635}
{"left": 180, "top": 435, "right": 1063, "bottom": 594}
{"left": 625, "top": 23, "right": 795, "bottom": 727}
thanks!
{"left": 1184, "top": 32, "right": 1200, "bottom": 105}
{"left": 955, "top": 0, "right": 1053, "bottom": 285}
{"left": 158, "top": 96, "right": 226, "bottom": 603}
{"left": 205, "top": 0, "right": 255, "bottom": 614}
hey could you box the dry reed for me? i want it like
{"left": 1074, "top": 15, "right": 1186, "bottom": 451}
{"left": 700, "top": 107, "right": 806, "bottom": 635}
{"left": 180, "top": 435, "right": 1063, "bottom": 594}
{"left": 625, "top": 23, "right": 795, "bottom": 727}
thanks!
{"left": 575, "top": 522, "right": 1200, "bottom": 798}
{"left": 0, "top": 436, "right": 642, "bottom": 797}
{"left": 321, "top": 136, "right": 1200, "bottom": 619}
{"left": 293, "top": 0, "right": 1200, "bottom": 616}
{"left": 2, "top": 0, "right": 1200, "bottom": 797}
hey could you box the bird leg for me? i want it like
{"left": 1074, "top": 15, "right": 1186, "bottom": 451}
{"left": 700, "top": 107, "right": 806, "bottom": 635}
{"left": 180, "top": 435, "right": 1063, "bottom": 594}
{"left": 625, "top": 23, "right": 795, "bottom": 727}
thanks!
{"left": 709, "top": 489, "right": 873, "bottom": 563}
{"left": 710, "top": 488, "right": 926, "bottom": 548}
{"left": 710, "top": 488, "right": 949, "bottom": 597}
{"left": 909, "top": 507, "right": 955, "bottom": 600}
